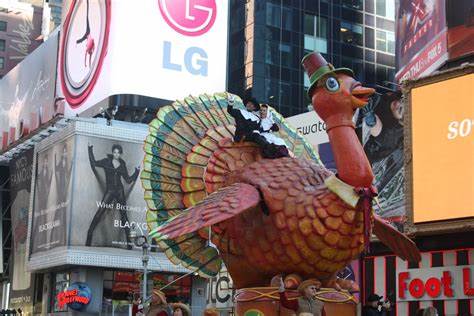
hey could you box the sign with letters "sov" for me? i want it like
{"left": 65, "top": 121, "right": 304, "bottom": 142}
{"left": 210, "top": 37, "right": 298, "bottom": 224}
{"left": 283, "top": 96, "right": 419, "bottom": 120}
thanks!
{"left": 397, "top": 265, "right": 474, "bottom": 301}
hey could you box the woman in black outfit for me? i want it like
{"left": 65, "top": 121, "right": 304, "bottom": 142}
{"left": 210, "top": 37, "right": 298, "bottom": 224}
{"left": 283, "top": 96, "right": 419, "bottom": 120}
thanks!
{"left": 86, "top": 144, "right": 140, "bottom": 248}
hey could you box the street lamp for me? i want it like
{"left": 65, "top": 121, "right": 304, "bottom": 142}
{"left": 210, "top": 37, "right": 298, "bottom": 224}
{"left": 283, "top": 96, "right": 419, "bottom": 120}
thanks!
{"left": 129, "top": 227, "right": 150, "bottom": 308}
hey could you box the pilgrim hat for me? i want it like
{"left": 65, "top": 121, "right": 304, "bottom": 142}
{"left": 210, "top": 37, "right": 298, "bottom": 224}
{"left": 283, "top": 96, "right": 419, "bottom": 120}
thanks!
{"left": 302, "top": 52, "right": 354, "bottom": 97}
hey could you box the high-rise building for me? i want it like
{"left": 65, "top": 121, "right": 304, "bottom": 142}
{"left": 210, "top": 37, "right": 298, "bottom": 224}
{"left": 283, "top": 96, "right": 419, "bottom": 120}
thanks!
{"left": 0, "top": 0, "right": 43, "bottom": 77}
{"left": 228, "top": 0, "right": 396, "bottom": 117}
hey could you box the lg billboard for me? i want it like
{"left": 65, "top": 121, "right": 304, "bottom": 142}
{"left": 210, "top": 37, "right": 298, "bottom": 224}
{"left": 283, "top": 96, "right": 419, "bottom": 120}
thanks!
{"left": 58, "top": 0, "right": 229, "bottom": 116}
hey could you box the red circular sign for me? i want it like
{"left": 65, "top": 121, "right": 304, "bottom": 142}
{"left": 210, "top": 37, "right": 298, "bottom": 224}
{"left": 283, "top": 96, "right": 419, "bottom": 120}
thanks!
{"left": 158, "top": 0, "right": 217, "bottom": 36}
{"left": 59, "top": 0, "right": 111, "bottom": 108}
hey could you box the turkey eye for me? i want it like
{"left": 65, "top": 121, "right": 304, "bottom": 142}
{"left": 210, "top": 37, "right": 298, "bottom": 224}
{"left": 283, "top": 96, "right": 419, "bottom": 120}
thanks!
{"left": 325, "top": 77, "right": 340, "bottom": 92}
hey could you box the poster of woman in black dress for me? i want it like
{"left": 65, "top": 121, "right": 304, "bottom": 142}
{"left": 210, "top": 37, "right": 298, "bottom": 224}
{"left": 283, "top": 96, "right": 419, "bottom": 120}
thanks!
{"left": 356, "top": 91, "right": 405, "bottom": 231}
{"left": 85, "top": 143, "right": 140, "bottom": 248}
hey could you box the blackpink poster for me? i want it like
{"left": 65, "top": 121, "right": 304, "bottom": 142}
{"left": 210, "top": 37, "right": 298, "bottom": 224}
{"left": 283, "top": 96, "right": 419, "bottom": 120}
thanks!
{"left": 30, "top": 139, "right": 74, "bottom": 254}
{"left": 69, "top": 135, "right": 146, "bottom": 249}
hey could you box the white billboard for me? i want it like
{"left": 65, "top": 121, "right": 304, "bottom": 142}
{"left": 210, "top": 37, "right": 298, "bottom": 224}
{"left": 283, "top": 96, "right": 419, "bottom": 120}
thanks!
{"left": 58, "top": 0, "right": 229, "bottom": 116}
{"left": 285, "top": 111, "right": 329, "bottom": 146}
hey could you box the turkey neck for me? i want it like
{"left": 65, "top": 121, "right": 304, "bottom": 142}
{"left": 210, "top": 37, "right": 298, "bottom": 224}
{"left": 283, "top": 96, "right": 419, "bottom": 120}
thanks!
{"left": 327, "top": 125, "right": 373, "bottom": 188}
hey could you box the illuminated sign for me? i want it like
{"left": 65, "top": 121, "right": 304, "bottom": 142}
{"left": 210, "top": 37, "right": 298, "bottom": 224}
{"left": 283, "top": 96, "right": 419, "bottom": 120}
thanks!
{"left": 397, "top": 265, "right": 474, "bottom": 301}
{"left": 59, "top": 0, "right": 229, "bottom": 116}
{"left": 411, "top": 73, "right": 474, "bottom": 223}
{"left": 56, "top": 283, "right": 91, "bottom": 310}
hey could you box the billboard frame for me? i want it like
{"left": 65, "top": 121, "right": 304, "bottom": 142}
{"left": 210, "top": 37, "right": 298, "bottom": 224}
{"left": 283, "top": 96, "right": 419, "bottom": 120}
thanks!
{"left": 403, "top": 64, "right": 474, "bottom": 236}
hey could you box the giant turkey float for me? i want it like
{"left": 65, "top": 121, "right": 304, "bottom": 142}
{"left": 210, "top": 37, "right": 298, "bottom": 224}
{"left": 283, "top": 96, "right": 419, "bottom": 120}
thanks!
{"left": 140, "top": 52, "right": 421, "bottom": 315}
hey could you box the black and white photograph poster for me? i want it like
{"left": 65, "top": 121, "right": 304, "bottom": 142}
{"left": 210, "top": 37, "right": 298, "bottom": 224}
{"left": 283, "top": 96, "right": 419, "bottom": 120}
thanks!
{"left": 30, "top": 138, "right": 74, "bottom": 253}
{"left": 69, "top": 135, "right": 146, "bottom": 250}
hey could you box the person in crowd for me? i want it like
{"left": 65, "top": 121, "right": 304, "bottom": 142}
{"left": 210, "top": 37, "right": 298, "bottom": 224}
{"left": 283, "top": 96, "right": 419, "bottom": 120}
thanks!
{"left": 278, "top": 277, "right": 325, "bottom": 316}
{"left": 422, "top": 307, "right": 439, "bottom": 316}
{"left": 147, "top": 290, "right": 173, "bottom": 316}
{"left": 170, "top": 303, "right": 191, "bottom": 316}
{"left": 254, "top": 104, "right": 289, "bottom": 158}
{"left": 361, "top": 294, "right": 391, "bottom": 316}
{"left": 415, "top": 308, "right": 425, "bottom": 316}
{"left": 203, "top": 307, "right": 219, "bottom": 316}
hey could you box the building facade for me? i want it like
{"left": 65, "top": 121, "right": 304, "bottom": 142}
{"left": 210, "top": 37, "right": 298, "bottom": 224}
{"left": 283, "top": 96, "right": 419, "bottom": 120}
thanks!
{"left": 228, "top": 0, "right": 396, "bottom": 117}
{"left": 0, "top": 0, "right": 43, "bottom": 77}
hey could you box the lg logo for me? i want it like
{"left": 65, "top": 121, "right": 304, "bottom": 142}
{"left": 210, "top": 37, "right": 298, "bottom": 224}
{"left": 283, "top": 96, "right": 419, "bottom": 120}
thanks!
{"left": 158, "top": 0, "right": 217, "bottom": 36}
{"left": 159, "top": 0, "right": 217, "bottom": 76}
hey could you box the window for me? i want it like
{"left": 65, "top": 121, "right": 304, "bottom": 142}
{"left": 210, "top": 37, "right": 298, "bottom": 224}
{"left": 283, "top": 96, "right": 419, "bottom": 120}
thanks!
{"left": 0, "top": 57, "right": 4, "bottom": 69}
{"left": 102, "top": 271, "right": 192, "bottom": 315}
{"left": 365, "top": 27, "right": 375, "bottom": 49}
{"left": 265, "top": 41, "right": 292, "bottom": 67}
{"left": 375, "top": 0, "right": 395, "bottom": 20}
{"left": 342, "top": 0, "right": 363, "bottom": 10}
{"left": 0, "top": 21, "right": 6, "bottom": 32}
{"left": 0, "top": 39, "right": 4, "bottom": 51}
{"left": 376, "top": 30, "right": 395, "bottom": 54}
{"left": 266, "top": 3, "right": 292, "bottom": 30}
{"left": 304, "top": 14, "right": 328, "bottom": 54}
{"left": 51, "top": 273, "right": 70, "bottom": 313}
{"left": 340, "top": 21, "right": 363, "bottom": 46}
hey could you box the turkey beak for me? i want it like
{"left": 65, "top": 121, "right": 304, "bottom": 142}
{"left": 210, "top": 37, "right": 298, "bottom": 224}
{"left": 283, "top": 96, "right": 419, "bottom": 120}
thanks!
{"left": 351, "top": 83, "right": 375, "bottom": 108}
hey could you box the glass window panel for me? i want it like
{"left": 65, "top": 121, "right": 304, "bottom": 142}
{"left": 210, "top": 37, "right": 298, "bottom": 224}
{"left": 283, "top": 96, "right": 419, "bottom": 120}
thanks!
{"left": 0, "top": 21, "right": 6, "bottom": 32}
{"left": 376, "top": 30, "right": 387, "bottom": 51}
{"left": 266, "top": 3, "right": 281, "bottom": 28}
{"left": 376, "top": 0, "right": 386, "bottom": 17}
{"left": 304, "top": 35, "right": 316, "bottom": 51}
{"left": 365, "top": 27, "right": 375, "bottom": 49}
{"left": 387, "top": 31, "right": 395, "bottom": 54}
{"left": 342, "top": 0, "right": 363, "bottom": 10}
{"left": 386, "top": 0, "right": 395, "bottom": 20}
{"left": 315, "top": 38, "right": 328, "bottom": 53}
{"left": 280, "top": 43, "right": 292, "bottom": 67}
{"left": 0, "top": 57, "right": 4, "bottom": 70}
{"left": 315, "top": 16, "right": 328, "bottom": 38}
{"left": 282, "top": 7, "right": 292, "bottom": 30}
{"left": 365, "top": 0, "right": 375, "bottom": 13}
{"left": 365, "top": 49, "right": 375, "bottom": 62}
{"left": 304, "top": 14, "right": 314, "bottom": 35}
{"left": 0, "top": 39, "right": 4, "bottom": 51}
{"left": 365, "top": 14, "right": 375, "bottom": 26}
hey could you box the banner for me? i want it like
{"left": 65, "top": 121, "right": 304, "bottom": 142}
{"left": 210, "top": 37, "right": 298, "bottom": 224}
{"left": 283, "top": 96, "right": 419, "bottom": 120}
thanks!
{"left": 446, "top": 0, "right": 474, "bottom": 61}
{"left": 0, "top": 31, "right": 59, "bottom": 150}
{"left": 30, "top": 138, "right": 74, "bottom": 254}
{"left": 395, "top": 0, "right": 448, "bottom": 82}
{"left": 355, "top": 92, "right": 405, "bottom": 230}
{"left": 8, "top": 149, "right": 35, "bottom": 313}
{"left": 69, "top": 135, "right": 146, "bottom": 249}
{"left": 58, "top": 0, "right": 229, "bottom": 116}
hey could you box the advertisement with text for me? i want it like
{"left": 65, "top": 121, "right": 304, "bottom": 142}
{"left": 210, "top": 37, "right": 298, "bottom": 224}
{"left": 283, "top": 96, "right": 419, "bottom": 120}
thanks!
{"left": 9, "top": 149, "right": 35, "bottom": 313}
{"left": 30, "top": 138, "right": 74, "bottom": 254}
{"left": 69, "top": 135, "right": 146, "bottom": 249}
{"left": 395, "top": 0, "right": 448, "bottom": 82}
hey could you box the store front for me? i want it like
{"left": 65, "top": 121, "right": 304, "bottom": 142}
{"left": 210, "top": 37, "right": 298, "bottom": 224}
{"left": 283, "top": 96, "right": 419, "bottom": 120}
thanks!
{"left": 46, "top": 269, "right": 196, "bottom": 315}
{"left": 17, "top": 119, "right": 207, "bottom": 315}
{"left": 363, "top": 232, "right": 474, "bottom": 316}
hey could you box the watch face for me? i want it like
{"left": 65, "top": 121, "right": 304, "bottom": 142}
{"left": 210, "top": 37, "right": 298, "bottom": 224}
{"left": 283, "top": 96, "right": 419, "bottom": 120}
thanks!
{"left": 60, "top": 0, "right": 111, "bottom": 108}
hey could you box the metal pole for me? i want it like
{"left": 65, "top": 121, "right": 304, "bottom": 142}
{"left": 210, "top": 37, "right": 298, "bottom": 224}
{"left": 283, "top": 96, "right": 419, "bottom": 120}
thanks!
{"left": 142, "top": 241, "right": 149, "bottom": 306}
